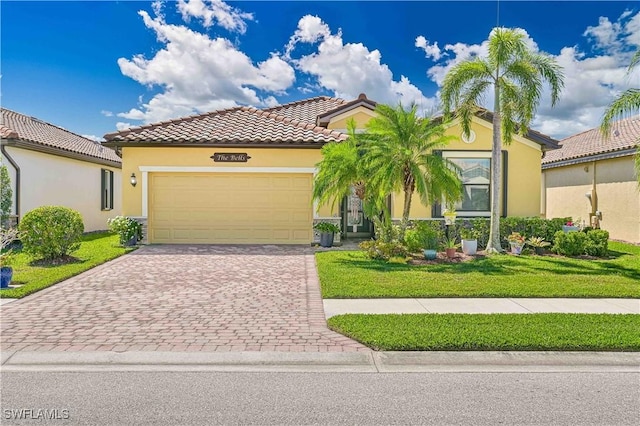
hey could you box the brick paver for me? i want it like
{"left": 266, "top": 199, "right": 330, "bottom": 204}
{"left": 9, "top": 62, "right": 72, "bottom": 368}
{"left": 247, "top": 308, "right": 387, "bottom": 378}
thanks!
{"left": 0, "top": 245, "right": 368, "bottom": 352}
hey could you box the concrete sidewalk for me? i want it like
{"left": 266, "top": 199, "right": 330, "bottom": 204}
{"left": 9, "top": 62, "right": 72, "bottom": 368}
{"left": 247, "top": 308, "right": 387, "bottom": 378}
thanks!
{"left": 323, "top": 298, "right": 640, "bottom": 317}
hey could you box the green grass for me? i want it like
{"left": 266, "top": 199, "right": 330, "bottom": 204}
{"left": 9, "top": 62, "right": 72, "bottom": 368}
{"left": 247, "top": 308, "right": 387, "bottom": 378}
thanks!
{"left": 1, "top": 232, "right": 135, "bottom": 298}
{"left": 317, "top": 241, "right": 640, "bottom": 298}
{"left": 328, "top": 313, "right": 640, "bottom": 351}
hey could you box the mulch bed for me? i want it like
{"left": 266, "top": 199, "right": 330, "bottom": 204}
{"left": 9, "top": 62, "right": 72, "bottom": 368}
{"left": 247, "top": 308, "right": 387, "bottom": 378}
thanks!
{"left": 408, "top": 251, "right": 487, "bottom": 265}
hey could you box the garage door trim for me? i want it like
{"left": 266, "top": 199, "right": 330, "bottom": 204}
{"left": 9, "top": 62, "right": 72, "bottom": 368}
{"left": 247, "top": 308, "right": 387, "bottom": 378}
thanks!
{"left": 138, "top": 166, "right": 317, "bottom": 218}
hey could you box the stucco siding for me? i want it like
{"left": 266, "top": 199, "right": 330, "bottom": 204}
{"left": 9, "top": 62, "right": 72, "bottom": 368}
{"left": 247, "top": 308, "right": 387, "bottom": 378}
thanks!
{"left": 2, "top": 146, "right": 122, "bottom": 232}
{"left": 544, "top": 156, "right": 640, "bottom": 243}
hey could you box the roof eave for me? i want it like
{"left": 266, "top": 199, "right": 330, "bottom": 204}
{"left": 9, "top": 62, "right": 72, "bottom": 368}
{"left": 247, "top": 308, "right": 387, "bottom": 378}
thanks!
{"left": 542, "top": 147, "right": 637, "bottom": 169}
{"left": 3, "top": 138, "right": 122, "bottom": 168}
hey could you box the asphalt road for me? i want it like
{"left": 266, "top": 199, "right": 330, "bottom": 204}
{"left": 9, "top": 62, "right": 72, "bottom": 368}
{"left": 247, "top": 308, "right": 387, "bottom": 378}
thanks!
{"left": 1, "top": 371, "right": 638, "bottom": 425}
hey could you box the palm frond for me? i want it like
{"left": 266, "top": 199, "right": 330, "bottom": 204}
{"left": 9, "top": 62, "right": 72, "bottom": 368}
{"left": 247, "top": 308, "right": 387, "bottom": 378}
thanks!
{"left": 600, "top": 89, "right": 640, "bottom": 136}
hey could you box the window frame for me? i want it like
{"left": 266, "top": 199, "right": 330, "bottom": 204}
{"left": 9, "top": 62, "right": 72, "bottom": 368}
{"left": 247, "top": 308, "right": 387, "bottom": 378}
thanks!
{"left": 101, "top": 169, "right": 114, "bottom": 211}
{"left": 433, "top": 150, "right": 508, "bottom": 218}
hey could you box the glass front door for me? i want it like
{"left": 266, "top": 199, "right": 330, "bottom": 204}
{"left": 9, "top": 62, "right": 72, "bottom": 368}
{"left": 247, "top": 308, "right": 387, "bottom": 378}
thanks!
{"left": 342, "top": 187, "right": 373, "bottom": 238}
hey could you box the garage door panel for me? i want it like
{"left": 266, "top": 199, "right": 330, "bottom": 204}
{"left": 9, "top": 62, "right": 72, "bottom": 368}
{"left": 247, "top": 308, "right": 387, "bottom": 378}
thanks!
{"left": 149, "top": 173, "right": 313, "bottom": 244}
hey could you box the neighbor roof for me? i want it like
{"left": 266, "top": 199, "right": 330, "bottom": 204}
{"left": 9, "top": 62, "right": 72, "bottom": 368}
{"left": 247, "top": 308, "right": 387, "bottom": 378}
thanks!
{"left": 542, "top": 115, "right": 640, "bottom": 168}
{"left": 1, "top": 108, "right": 121, "bottom": 165}
{"left": 103, "top": 106, "right": 348, "bottom": 146}
{"left": 262, "top": 96, "right": 347, "bottom": 125}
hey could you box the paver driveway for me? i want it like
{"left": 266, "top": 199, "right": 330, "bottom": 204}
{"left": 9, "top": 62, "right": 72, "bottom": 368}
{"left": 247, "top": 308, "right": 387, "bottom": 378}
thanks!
{"left": 0, "top": 245, "right": 368, "bottom": 353}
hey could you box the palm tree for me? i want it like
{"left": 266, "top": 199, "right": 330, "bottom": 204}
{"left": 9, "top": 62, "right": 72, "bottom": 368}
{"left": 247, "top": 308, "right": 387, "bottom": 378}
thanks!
{"left": 601, "top": 50, "right": 640, "bottom": 185}
{"left": 441, "top": 28, "right": 564, "bottom": 253}
{"left": 356, "top": 103, "right": 462, "bottom": 241}
{"left": 312, "top": 124, "right": 388, "bottom": 224}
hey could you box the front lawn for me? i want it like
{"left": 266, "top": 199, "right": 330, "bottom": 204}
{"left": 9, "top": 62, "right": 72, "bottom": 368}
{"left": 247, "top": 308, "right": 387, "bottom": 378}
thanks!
{"left": 328, "top": 313, "right": 640, "bottom": 351}
{"left": 1, "top": 232, "right": 134, "bottom": 299}
{"left": 317, "top": 241, "right": 640, "bottom": 298}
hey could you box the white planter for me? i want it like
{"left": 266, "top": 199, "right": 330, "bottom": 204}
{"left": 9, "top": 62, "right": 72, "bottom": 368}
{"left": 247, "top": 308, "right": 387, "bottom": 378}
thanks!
{"left": 461, "top": 239, "right": 477, "bottom": 255}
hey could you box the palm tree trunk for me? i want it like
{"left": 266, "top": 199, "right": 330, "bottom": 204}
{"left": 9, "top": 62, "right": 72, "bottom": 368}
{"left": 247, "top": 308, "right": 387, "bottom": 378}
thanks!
{"left": 400, "top": 178, "right": 415, "bottom": 241}
{"left": 486, "top": 83, "right": 503, "bottom": 253}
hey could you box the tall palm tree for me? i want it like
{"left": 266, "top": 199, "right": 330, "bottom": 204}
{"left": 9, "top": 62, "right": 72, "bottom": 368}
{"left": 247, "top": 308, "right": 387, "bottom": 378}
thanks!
{"left": 441, "top": 27, "right": 564, "bottom": 253}
{"left": 601, "top": 50, "right": 640, "bottom": 185}
{"left": 356, "top": 103, "right": 462, "bottom": 240}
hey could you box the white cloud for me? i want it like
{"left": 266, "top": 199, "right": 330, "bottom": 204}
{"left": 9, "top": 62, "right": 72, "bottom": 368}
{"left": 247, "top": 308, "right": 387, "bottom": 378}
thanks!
{"left": 101, "top": 110, "right": 113, "bottom": 117}
{"left": 177, "top": 0, "right": 254, "bottom": 34}
{"left": 422, "top": 13, "right": 640, "bottom": 139}
{"left": 82, "top": 134, "right": 104, "bottom": 142}
{"left": 116, "top": 122, "right": 133, "bottom": 131}
{"left": 415, "top": 36, "right": 443, "bottom": 61}
{"left": 287, "top": 15, "right": 437, "bottom": 113}
{"left": 117, "top": 3, "right": 295, "bottom": 124}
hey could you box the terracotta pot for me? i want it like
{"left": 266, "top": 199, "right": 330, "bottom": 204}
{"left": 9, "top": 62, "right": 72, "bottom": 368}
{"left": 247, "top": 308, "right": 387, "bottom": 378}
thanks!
{"left": 445, "top": 248, "right": 456, "bottom": 258}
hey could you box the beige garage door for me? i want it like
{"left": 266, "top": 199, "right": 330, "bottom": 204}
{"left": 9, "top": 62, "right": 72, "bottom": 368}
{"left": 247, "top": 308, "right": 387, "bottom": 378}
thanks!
{"left": 149, "top": 173, "right": 313, "bottom": 244}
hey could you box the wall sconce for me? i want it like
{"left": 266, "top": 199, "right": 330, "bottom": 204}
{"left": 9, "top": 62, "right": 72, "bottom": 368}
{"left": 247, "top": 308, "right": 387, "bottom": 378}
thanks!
{"left": 130, "top": 173, "right": 137, "bottom": 187}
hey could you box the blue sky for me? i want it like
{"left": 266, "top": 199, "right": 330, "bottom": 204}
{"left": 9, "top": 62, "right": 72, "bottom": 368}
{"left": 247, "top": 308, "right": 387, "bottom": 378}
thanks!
{"left": 1, "top": 1, "right": 639, "bottom": 140}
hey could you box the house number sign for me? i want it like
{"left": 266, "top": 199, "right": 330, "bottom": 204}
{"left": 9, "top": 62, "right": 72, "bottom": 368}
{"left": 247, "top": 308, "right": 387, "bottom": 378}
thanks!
{"left": 210, "top": 153, "right": 251, "bottom": 162}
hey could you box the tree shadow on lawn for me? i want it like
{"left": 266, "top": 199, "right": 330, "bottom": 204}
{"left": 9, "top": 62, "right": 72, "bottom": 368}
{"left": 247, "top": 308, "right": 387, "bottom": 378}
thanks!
{"left": 28, "top": 255, "right": 85, "bottom": 268}
{"left": 334, "top": 252, "right": 640, "bottom": 281}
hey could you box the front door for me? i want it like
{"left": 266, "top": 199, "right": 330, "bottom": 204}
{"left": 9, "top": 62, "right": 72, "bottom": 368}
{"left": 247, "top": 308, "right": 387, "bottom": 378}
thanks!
{"left": 342, "top": 187, "right": 373, "bottom": 238}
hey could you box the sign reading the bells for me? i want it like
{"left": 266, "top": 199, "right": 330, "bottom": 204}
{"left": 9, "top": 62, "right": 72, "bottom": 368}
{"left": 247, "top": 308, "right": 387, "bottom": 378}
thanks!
{"left": 210, "top": 153, "right": 251, "bottom": 163}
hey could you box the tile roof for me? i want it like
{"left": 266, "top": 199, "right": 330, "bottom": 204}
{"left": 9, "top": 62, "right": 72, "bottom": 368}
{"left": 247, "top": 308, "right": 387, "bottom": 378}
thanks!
{"left": 1, "top": 108, "right": 121, "bottom": 164}
{"left": 103, "top": 106, "right": 348, "bottom": 145}
{"left": 262, "top": 96, "right": 347, "bottom": 125}
{"left": 542, "top": 115, "right": 640, "bottom": 166}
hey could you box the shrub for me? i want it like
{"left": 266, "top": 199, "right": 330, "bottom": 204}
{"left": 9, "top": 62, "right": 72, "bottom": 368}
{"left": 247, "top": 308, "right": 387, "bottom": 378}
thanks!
{"left": 0, "top": 165, "right": 12, "bottom": 227}
{"left": 404, "top": 221, "right": 442, "bottom": 252}
{"left": 107, "top": 216, "right": 143, "bottom": 245}
{"left": 585, "top": 229, "right": 609, "bottom": 257}
{"left": 19, "top": 206, "right": 84, "bottom": 260}
{"left": 359, "top": 240, "right": 408, "bottom": 261}
{"left": 552, "top": 230, "right": 587, "bottom": 256}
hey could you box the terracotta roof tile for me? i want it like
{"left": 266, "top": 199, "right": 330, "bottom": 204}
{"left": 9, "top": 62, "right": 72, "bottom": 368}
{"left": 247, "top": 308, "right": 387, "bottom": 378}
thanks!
{"left": 542, "top": 116, "right": 640, "bottom": 165}
{"left": 1, "top": 108, "right": 121, "bottom": 163}
{"left": 262, "top": 96, "right": 347, "bottom": 125}
{"left": 103, "top": 105, "right": 348, "bottom": 145}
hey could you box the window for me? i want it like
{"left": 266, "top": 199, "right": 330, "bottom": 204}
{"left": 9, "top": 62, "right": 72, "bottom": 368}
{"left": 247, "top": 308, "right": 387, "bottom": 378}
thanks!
{"left": 437, "top": 151, "right": 507, "bottom": 217}
{"left": 101, "top": 169, "right": 114, "bottom": 210}
{"left": 450, "top": 157, "right": 491, "bottom": 212}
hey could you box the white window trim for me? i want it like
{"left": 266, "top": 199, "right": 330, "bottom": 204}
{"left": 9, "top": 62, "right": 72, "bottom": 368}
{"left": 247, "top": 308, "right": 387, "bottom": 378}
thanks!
{"left": 443, "top": 151, "right": 494, "bottom": 217}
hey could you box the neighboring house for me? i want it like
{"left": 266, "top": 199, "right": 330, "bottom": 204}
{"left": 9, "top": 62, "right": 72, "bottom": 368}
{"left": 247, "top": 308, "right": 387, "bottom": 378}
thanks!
{"left": 542, "top": 116, "right": 640, "bottom": 244}
{"left": 1, "top": 108, "right": 122, "bottom": 232}
{"left": 103, "top": 94, "right": 558, "bottom": 245}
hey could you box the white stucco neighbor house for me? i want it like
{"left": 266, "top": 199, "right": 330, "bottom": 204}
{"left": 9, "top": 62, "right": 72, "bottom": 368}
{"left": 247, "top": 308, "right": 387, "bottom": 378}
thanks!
{"left": 1, "top": 108, "right": 122, "bottom": 232}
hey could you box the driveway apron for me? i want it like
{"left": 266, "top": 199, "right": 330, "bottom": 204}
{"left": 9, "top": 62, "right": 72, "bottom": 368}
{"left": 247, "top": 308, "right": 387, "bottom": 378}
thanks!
{"left": 0, "top": 245, "right": 367, "bottom": 352}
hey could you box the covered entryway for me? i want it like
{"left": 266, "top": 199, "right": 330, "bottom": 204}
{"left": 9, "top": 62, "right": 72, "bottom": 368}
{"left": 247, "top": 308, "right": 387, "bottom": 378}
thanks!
{"left": 148, "top": 172, "right": 313, "bottom": 244}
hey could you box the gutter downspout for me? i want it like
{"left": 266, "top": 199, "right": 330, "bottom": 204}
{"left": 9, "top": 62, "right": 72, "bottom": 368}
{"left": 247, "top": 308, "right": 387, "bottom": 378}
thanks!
{"left": 1, "top": 144, "right": 20, "bottom": 224}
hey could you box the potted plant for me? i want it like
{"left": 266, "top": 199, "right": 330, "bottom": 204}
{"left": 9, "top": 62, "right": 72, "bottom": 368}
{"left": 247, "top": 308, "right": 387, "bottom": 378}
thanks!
{"left": 422, "top": 228, "right": 439, "bottom": 260}
{"left": 526, "top": 236, "right": 551, "bottom": 255}
{"left": 507, "top": 232, "right": 526, "bottom": 255}
{"left": 443, "top": 208, "right": 457, "bottom": 226}
{"left": 1, "top": 227, "right": 20, "bottom": 289}
{"left": 314, "top": 222, "right": 341, "bottom": 248}
{"left": 444, "top": 235, "right": 459, "bottom": 258}
{"left": 107, "top": 216, "right": 143, "bottom": 246}
{"left": 562, "top": 220, "right": 580, "bottom": 233}
{"left": 459, "top": 226, "right": 478, "bottom": 255}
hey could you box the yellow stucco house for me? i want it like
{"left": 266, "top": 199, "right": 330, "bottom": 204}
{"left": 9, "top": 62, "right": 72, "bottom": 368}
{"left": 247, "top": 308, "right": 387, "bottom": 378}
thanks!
{"left": 103, "top": 95, "right": 558, "bottom": 245}
{"left": 543, "top": 116, "right": 640, "bottom": 243}
{"left": 1, "top": 108, "right": 122, "bottom": 232}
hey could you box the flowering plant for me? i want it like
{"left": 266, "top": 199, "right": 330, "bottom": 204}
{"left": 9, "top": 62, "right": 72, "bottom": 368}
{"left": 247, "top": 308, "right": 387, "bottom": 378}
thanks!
{"left": 507, "top": 232, "right": 525, "bottom": 245}
{"left": 565, "top": 221, "right": 574, "bottom": 226}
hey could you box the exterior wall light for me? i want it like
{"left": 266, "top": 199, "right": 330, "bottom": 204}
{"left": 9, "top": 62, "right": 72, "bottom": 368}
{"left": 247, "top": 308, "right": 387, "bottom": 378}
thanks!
{"left": 130, "top": 173, "right": 137, "bottom": 187}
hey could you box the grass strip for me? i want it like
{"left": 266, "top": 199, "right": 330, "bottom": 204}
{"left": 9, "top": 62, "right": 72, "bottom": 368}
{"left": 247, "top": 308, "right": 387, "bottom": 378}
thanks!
{"left": 328, "top": 313, "right": 640, "bottom": 351}
{"left": 317, "top": 241, "right": 640, "bottom": 298}
{"left": 1, "top": 232, "right": 134, "bottom": 299}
